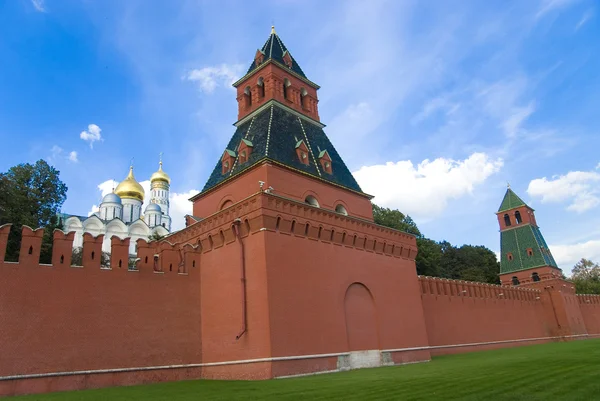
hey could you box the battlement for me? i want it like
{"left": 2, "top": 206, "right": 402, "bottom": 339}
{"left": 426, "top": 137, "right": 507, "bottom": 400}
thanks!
{"left": 166, "top": 192, "right": 418, "bottom": 260}
{"left": 418, "top": 275, "right": 541, "bottom": 302}
{"left": 578, "top": 294, "right": 600, "bottom": 305}
{"left": 0, "top": 224, "right": 199, "bottom": 277}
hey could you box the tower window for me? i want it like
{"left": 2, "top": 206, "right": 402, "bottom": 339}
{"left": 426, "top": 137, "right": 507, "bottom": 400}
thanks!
{"left": 305, "top": 195, "right": 319, "bottom": 207}
{"left": 244, "top": 86, "right": 252, "bottom": 109}
{"left": 257, "top": 77, "right": 265, "bottom": 98}
{"left": 532, "top": 272, "right": 541, "bottom": 282}
{"left": 335, "top": 204, "right": 348, "bottom": 216}
{"left": 515, "top": 211, "right": 522, "bottom": 224}
{"left": 512, "top": 276, "right": 520, "bottom": 286}
{"left": 283, "top": 78, "right": 291, "bottom": 101}
{"left": 504, "top": 214, "right": 511, "bottom": 227}
{"left": 507, "top": 252, "right": 513, "bottom": 261}
{"left": 527, "top": 248, "right": 533, "bottom": 257}
{"left": 301, "top": 87, "right": 308, "bottom": 109}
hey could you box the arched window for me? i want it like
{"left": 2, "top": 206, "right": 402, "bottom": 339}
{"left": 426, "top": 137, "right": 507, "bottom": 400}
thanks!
{"left": 532, "top": 272, "right": 541, "bottom": 282}
{"left": 118, "top": 259, "right": 122, "bottom": 268}
{"left": 504, "top": 214, "right": 511, "bottom": 227}
{"left": 257, "top": 77, "right": 265, "bottom": 98}
{"left": 512, "top": 276, "right": 520, "bottom": 286}
{"left": 145, "top": 256, "right": 148, "bottom": 263}
{"left": 192, "top": 260, "right": 196, "bottom": 268}
{"left": 275, "top": 216, "right": 281, "bottom": 232}
{"left": 300, "top": 87, "right": 308, "bottom": 109}
{"left": 335, "top": 204, "right": 348, "bottom": 216}
{"left": 244, "top": 86, "right": 252, "bottom": 109}
{"left": 91, "top": 251, "right": 95, "bottom": 260}
{"left": 515, "top": 211, "right": 522, "bottom": 224}
{"left": 304, "top": 223, "right": 310, "bottom": 236}
{"left": 28, "top": 246, "right": 33, "bottom": 255}
{"left": 60, "top": 255, "right": 64, "bottom": 264}
{"left": 305, "top": 195, "right": 319, "bottom": 207}
{"left": 283, "top": 78, "right": 291, "bottom": 100}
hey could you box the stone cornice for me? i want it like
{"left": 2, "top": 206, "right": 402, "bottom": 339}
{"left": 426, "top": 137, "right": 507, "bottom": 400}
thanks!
{"left": 234, "top": 99, "right": 325, "bottom": 129}
{"left": 233, "top": 59, "right": 320, "bottom": 90}
{"left": 165, "top": 192, "right": 417, "bottom": 259}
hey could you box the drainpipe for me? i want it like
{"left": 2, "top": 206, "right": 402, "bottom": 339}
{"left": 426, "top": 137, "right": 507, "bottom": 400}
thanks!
{"left": 233, "top": 218, "right": 247, "bottom": 340}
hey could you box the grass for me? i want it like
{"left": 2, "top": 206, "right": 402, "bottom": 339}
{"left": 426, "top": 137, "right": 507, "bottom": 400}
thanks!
{"left": 13, "top": 339, "right": 600, "bottom": 401}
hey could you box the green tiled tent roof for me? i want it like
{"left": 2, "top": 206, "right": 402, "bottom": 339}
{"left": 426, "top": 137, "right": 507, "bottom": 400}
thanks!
{"left": 200, "top": 104, "right": 364, "bottom": 195}
{"left": 500, "top": 225, "right": 558, "bottom": 274}
{"left": 498, "top": 188, "right": 527, "bottom": 213}
{"left": 246, "top": 30, "right": 307, "bottom": 79}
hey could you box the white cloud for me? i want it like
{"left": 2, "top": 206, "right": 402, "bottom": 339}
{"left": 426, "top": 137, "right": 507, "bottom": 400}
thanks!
{"left": 549, "top": 239, "right": 600, "bottom": 275}
{"left": 31, "top": 0, "right": 45, "bottom": 12}
{"left": 49, "top": 145, "right": 63, "bottom": 161}
{"left": 411, "top": 96, "right": 461, "bottom": 125}
{"left": 353, "top": 152, "right": 503, "bottom": 219}
{"left": 68, "top": 151, "right": 78, "bottom": 163}
{"left": 575, "top": 9, "right": 593, "bottom": 31}
{"left": 80, "top": 124, "right": 103, "bottom": 148}
{"left": 527, "top": 169, "right": 600, "bottom": 213}
{"left": 185, "top": 64, "right": 244, "bottom": 93}
{"left": 536, "top": 0, "right": 580, "bottom": 20}
{"left": 91, "top": 179, "right": 196, "bottom": 231}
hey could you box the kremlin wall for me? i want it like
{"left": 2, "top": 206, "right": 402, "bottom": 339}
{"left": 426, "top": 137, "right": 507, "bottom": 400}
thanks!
{"left": 1, "top": 27, "right": 600, "bottom": 396}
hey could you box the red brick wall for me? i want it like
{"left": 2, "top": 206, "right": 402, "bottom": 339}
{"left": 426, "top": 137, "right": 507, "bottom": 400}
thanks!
{"left": 418, "top": 276, "right": 558, "bottom": 355}
{"left": 192, "top": 163, "right": 374, "bottom": 221}
{"left": 579, "top": 295, "right": 600, "bottom": 335}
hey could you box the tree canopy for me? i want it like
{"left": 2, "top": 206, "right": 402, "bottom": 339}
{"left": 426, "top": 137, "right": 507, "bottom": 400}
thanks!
{"left": 0, "top": 160, "right": 68, "bottom": 262}
{"left": 372, "top": 204, "right": 500, "bottom": 284}
{"left": 571, "top": 258, "right": 600, "bottom": 294}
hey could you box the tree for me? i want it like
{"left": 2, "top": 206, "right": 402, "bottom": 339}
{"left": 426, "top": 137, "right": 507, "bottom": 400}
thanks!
{"left": 415, "top": 238, "right": 441, "bottom": 277}
{"left": 372, "top": 204, "right": 421, "bottom": 238}
{"left": 371, "top": 203, "right": 499, "bottom": 284}
{"left": 572, "top": 258, "right": 600, "bottom": 295}
{"left": 0, "top": 160, "right": 68, "bottom": 261}
{"left": 148, "top": 231, "right": 165, "bottom": 242}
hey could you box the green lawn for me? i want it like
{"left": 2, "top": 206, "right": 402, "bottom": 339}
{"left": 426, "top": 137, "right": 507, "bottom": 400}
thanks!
{"left": 14, "top": 339, "right": 600, "bottom": 401}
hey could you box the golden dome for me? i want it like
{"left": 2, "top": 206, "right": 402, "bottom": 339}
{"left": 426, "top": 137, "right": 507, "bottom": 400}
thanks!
{"left": 150, "top": 161, "right": 170, "bottom": 184}
{"left": 115, "top": 166, "right": 145, "bottom": 202}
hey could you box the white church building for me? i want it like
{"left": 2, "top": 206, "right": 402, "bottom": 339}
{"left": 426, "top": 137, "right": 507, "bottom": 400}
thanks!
{"left": 62, "top": 160, "right": 172, "bottom": 255}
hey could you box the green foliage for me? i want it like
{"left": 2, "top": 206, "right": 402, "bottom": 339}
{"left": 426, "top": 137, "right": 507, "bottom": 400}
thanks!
{"left": 0, "top": 160, "right": 67, "bottom": 262}
{"left": 373, "top": 204, "right": 499, "bottom": 284}
{"left": 572, "top": 258, "right": 600, "bottom": 295}
{"left": 12, "top": 340, "right": 600, "bottom": 400}
{"left": 372, "top": 204, "right": 421, "bottom": 237}
{"left": 148, "top": 231, "right": 165, "bottom": 242}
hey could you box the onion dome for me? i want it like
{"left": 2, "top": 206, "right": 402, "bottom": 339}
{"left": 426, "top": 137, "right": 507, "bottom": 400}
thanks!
{"left": 150, "top": 161, "right": 170, "bottom": 184}
{"left": 101, "top": 192, "right": 122, "bottom": 204}
{"left": 115, "top": 166, "right": 145, "bottom": 202}
{"left": 145, "top": 203, "right": 161, "bottom": 212}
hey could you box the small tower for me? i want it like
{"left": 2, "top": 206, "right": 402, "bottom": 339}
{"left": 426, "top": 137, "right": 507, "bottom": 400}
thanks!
{"left": 149, "top": 157, "right": 171, "bottom": 231}
{"left": 114, "top": 166, "right": 145, "bottom": 223}
{"left": 497, "top": 186, "right": 561, "bottom": 286}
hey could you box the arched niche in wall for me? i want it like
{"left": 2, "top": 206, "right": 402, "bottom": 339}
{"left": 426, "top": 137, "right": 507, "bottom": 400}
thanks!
{"left": 344, "top": 282, "right": 379, "bottom": 351}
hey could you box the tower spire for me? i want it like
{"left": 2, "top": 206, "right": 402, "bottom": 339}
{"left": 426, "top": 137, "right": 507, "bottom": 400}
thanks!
{"left": 271, "top": 25, "right": 276, "bottom": 35}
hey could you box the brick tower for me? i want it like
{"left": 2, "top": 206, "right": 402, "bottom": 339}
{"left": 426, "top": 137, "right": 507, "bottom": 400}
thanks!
{"left": 173, "top": 26, "right": 431, "bottom": 378}
{"left": 497, "top": 186, "right": 561, "bottom": 286}
{"left": 496, "top": 186, "right": 588, "bottom": 336}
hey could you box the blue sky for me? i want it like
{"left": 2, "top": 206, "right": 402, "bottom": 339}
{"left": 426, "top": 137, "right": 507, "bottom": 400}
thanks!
{"left": 1, "top": 0, "right": 599, "bottom": 273}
